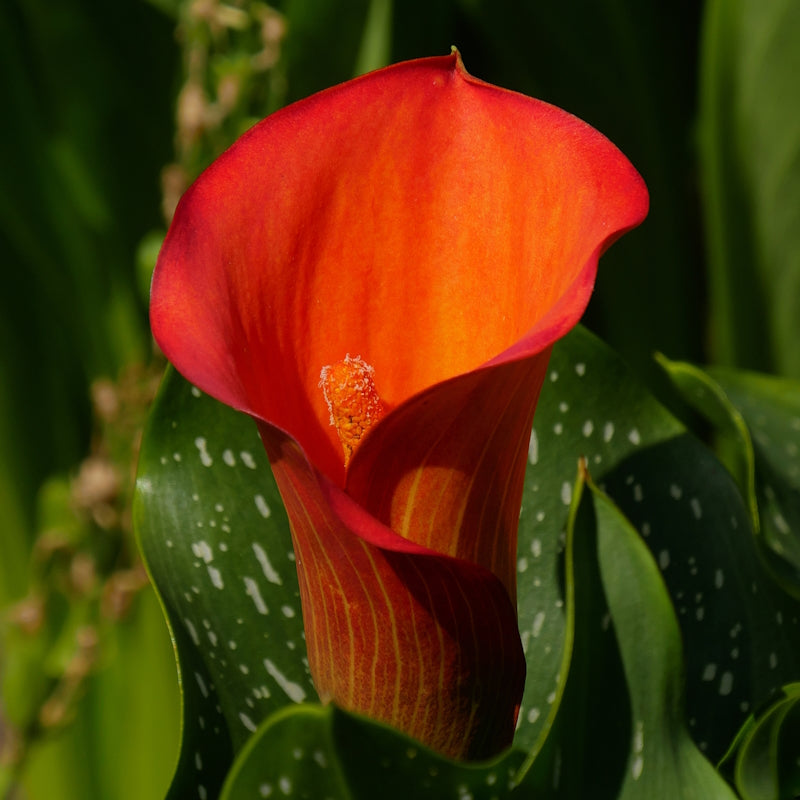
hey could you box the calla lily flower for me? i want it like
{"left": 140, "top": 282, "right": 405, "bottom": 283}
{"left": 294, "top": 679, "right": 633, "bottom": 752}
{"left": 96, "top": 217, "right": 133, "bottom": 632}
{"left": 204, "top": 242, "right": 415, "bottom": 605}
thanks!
{"left": 150, "top": 51, "right": 648, "bottom": 760}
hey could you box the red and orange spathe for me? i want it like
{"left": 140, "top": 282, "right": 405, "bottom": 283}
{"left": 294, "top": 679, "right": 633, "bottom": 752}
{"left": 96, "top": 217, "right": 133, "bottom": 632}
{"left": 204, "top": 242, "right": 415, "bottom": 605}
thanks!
{"left": 151, "top": 50, "right": 648, "bottom": 759}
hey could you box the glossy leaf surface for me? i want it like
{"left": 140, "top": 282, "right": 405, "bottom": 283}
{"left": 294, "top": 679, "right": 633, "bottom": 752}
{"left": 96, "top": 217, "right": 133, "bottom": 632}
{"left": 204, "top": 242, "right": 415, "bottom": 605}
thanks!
{"left": 515, "top": 327, "right": 800, "bottom": 761}
{"left": 136, "top": 326, "right": 800, "bottom": 797}
{"left": 135, "top": 370, "right": 310, "bottom": 799}
{"left": 516, "top": 468, "right": 737, "bottom": 798}
{"left": 659, "top": 358, "right": 800, "bottom": 597}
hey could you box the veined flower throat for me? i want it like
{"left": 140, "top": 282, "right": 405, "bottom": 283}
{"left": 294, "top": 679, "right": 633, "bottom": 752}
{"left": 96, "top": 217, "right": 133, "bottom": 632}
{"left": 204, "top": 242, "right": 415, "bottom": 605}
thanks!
{"left": 319, "top": 355, "right": 385, "bottom": 467}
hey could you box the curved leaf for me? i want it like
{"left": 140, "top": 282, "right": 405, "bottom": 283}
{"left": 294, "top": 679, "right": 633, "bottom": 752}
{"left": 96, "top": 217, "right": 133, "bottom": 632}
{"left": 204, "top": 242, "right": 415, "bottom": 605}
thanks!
{"left": 137, "top": 327, "right": 800, "bottom": 796}
{"left": 515, "top": 327, "right": 800, "bottom": 763}
{"left": 711, "top": 368, "right": 800, "bottom": 594}
{"left": 731, "top": 683, "right": 800, "bottom": 800}
{"left": 516, "top": 466, "right": 737, "bottom": 799}
{"left": 590, "top": 476, "right": 737, "bottom": 798}
{"left": 658, "top": 357, "right": 800, "bottom": 597}
{"left": 221, "top": 704, "right": 526, "bottom": 800}
{"left": 134, "top": 367, "right": 313, "bottom": 798}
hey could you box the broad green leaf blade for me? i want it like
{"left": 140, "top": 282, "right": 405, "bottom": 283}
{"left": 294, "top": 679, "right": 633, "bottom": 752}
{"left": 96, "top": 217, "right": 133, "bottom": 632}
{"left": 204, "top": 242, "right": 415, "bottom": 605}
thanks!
{"left": 516, "top": 328, "right": 674, "bottom": 752}
{"left": 219, "top": 705, "right": 349, "bottom": 800}
{"left": 732, "top": 683, "right": 800, "bottom": 800}
{"left": 514, "top": 326, "right": 680, "bottom": 752}
{"left": 138, "top": 329, "right": 800, "bottom": 796}
{"left": 159, "top": 617, "right": 232, "bottom": 800}
{"left": 135, "top": 367, "right": 315, "bottom": 797}
{"left": 654, "top": 356, "right": 757, "bottom": 521}
{"left": 711, "top": 368, "right": 800, "bottom": 593}
{"left": 517, "top": 467, "right": 737, "bottom": 799}
{"left": 516, "top": 326, "right": 800, "bottom": 764}
{"left": 699, "top": 0, "right": 800, "bottom": 375}
{"left": 514, "top": 467, "right": 632, "bottom": 798}
{"left": 658, "top": 358, "right": 800, "bottom": 597}
{"left": 221, "top": 704, "right": 526, "bottom": 800}
{"left": 589, "top": 476, "right": 738, "bottom": 799}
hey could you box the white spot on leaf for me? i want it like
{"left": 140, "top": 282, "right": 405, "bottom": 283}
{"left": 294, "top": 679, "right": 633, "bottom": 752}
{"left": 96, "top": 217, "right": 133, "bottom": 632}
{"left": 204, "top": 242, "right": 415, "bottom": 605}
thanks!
{"left": 244, "top": 577, "right": 269, "bottom": 615}
{"left": 255, "top": 494, "right": 272, "bottom": 519}
{"left": 194, "top": 437, "right": 213, "bottom": 467}
{"left": 719, "top": 671, "right": 734, "bottom": 696}
{"left": 185, "top": 619, "right": 200, "bottom": 646}
{"left": 192, "top": 541, "right": 213, "bottom": 563}
{"left": 264, "top": 659, "right": 307, "bottom": 703}
{"left": 239, "top": 712, "right": 257, "bottom": 732}
{"left": 253, "top": 543, "right": 283, "bottom": 585}
{"left": 208, "top": 565, "right": 224, "bottom": 589}
{"left": 528, "top": 429, "right": 538, "bottom": 465}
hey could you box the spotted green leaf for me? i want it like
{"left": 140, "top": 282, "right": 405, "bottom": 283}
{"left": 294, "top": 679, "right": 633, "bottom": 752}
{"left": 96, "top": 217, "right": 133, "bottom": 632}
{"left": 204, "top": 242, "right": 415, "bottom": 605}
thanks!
{"left": 136, "top": 326, "right": 800, "bottom": 797}
{"left": 657, "top": 358, "right": 800, "bottom": 598}
{"left": 579, "top": 471, "right": 736, "bottom": 798}
{"left": 134, "top": 367, "right": 314, "bottom": 799}
{"left": 518, "top": 465, "right": 739, "bottom": 797}
{"left": 515, "top": 327, "right": 800, "bottom": 764}
{"left": 221, "top": 704, "right": 526, "bottom": 800}
{"left": 711, "top": 368, "right": 800, "bottom": 594}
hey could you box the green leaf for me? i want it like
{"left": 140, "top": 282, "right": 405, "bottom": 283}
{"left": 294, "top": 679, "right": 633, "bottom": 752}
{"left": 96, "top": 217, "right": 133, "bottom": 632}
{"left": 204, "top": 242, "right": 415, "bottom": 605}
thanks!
{"left": 658, "top": 357, "right": 800, "bottom": 597}
{"left": 137, "top": 328, "right": 800, "bottom": 796}
{"left": 518, "top": 462, "right": 737, "bottom": 799}
{"left": 711, "top": 368, "right": 800, "bottom": 594}
{"left": 513, "top": 464, "right": 632, "bottom": 797}
{"left": 653, "top": 356, "right": 757, "bottom": 520}
{"left": 698, "top": 0, "right": 800, "bottom": 375}
{"left": 728, "top": 683, "right": 800, "bottom": 800}
{"left": 221, "top": 704, "right": 526, "bottom": 800}
{"left": 515, "top": 327, "right": 800, "bottom": 764}
{"left": 135, "top": 367, "right": 315, "bottom": 798}
{"left": 587, "top": 473, "right": 737, "bottom": 798}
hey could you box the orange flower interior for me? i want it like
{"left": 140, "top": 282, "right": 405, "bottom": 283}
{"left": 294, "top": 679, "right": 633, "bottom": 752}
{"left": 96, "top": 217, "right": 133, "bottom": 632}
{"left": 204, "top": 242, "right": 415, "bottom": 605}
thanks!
{"left": 150, "top": 54, "right": 648, "bottom": 486}
{"left": 319, "top": 355, "right": 385, "bottom": 467}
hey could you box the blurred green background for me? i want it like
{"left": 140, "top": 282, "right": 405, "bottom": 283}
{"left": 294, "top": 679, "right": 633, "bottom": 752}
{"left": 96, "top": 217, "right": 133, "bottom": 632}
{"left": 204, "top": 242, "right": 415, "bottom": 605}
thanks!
{"left": 0, "top": 0, "right": 797, "bottom": 797}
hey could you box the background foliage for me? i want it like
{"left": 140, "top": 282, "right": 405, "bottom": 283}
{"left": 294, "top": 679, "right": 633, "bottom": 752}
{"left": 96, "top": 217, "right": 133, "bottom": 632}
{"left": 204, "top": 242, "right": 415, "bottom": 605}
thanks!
{"left": 0, "top": 0, "right": 798, "bottom": 798}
